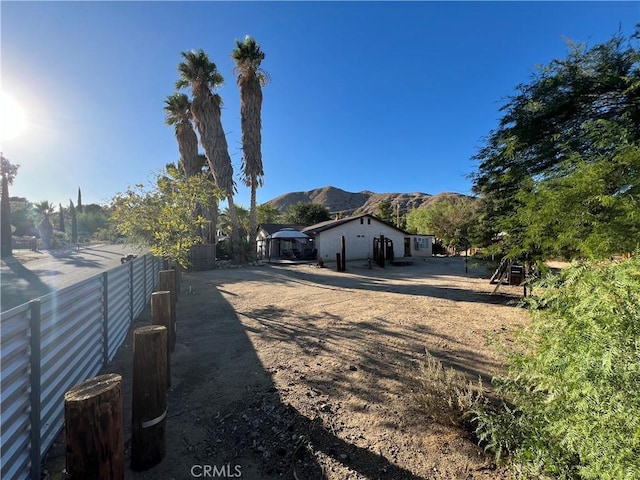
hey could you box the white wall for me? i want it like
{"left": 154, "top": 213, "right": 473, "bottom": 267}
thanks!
{"left": 411, "top": 236, "right": 434, "bottom": 257}
{"left": 315, "top": 217, "right": 411, "bottom": 261}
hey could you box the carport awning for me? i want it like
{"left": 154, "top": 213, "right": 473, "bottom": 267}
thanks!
{"left": 269, "top": 228, "right": 309, "bottom": 239}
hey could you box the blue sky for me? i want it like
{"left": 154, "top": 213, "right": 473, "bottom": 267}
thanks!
{"left": 1, "top": 1, "right": 638, "bottom": 209}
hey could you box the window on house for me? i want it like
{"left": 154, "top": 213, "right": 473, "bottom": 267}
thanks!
{"left": 360, "top": 218, "right": 363, "bottom": 224}
{"left": 367, "top": 218, "right": 371, "bottom": 225}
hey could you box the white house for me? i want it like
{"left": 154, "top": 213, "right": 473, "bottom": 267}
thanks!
{"left": 302, "top": 214, "right": 433, "bottom": 262}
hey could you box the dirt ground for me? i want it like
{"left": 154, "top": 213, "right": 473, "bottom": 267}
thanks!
{"left": 43, "top": 256, "right": 529, "bottom": 480}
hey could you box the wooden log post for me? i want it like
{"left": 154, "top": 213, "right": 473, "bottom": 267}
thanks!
{"left": 158, "top": 270, "right": 177, "bottom": 351}
{"left": 151, "top": 291, "right": 172, "bottom": 385}
{"left": 131, "top": 325, "right": 168, "bottom": 471}
{"left": 340, "top": 235, "right": 346, "bottom": 272}
{"left": 64, "top": 373, "right": 124, "bottom": 480}
{"left": 336, "top": 253, "right": 342, "bottom": 272}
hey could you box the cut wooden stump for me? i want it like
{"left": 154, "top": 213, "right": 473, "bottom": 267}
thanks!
{"left": 64, "top": 373, "right": 124, "bottom": 480}
{"left": 131, "top": 325, "right": 168, "bottom": 471}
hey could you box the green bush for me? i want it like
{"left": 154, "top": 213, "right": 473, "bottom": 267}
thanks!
{"left": 474, "top": 256, "right": 640, "bottom": 479}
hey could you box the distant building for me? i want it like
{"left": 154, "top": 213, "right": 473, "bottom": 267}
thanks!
{"left": 302, "top": 214, "right": 433, "bottom": 262}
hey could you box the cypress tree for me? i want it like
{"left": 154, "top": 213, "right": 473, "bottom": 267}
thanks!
{"left": 70, "top": 200, "right": 78, "bottom": 244}
{"left": 59, "top": 203, "right": 65, "bottom": 232}
{"left": 77, "top": 187, "right": 83, "bottom": 213}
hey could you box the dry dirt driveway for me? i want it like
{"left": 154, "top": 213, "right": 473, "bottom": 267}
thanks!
{"left": 45, "top": 256, "right": 527, "bottom": 480}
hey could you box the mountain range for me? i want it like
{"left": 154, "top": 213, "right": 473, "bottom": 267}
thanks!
{"left": 267, "top": 186, "right": 470, "bottom": 216}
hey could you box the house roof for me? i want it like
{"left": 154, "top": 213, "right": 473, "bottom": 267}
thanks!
{"left": 257, "top": 224, "right": 305, "bottom": 235}
{"left": 302, "top": 214, "right": 411, "bottom": 236}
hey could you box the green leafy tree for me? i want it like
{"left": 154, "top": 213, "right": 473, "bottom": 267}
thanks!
{"left": 232, "top": 35, "right": 268, "bottom": 259}
{"left": 376, "top": 200, "right": 393, "bottom": 223}
{"left": 282, "top": 202, "right": 331, "bottom": 226}
{"left": 110, "top": 167, "right": 221, "bottom": 267}
{"left": 77, "top": 187, "right": 83, "bottom": 213}
{"left": 10, "top": 198, "right": 36, "bottom": 237}
{"left": 406, "top": 196, "right": 480, "bottom": 250}
{"left": 257, "top": 203, "right": 282, "bottom": 224}
{"left": 472, "top": 28, "right": 640, "bottom": 260}
{"left": 475, "top": 257, "right": 640, "bottom": 478}
{"left": 1, "top": 155, "right": 19, "bottom": 257}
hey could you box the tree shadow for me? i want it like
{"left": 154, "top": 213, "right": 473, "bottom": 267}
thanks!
{"left": 42, "top": 270, "right": 431, "bottom": 480}
{"left": 1, "top": 256, "right": 54, "bottom": 311}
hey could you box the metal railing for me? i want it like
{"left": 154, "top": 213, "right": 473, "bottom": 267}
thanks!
{"left": 0, "top": 254, "right": 162, "bottom": 480}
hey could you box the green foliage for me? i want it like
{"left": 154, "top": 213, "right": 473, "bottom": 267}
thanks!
{"left": 77, "top": 210, "right": 109, "bottom": 237}
{"left": 376, "top": 200, "right": 393, "bottom": 223}
{"left": 110, "top": 167, "right": 221, "bottom": 268}
{"left": 474, "top": 257, "right": 640, "bottom": 479}
{"left": 69, "top": 200, "right": 78, "bottom": 244}
{"left": 9, "top": 199, "right": 36, "bottom": 236}
{"left": 282, "top": 201, "right": 330, "bottom": 226}
{"left": 256, "top": 203, "right": 282, "bottom": 224}
{"left": 406, "top": 196, "right": 480, "bottom": 250}
{"left": 472, "top": 27, "right": 640, "bottom": 260}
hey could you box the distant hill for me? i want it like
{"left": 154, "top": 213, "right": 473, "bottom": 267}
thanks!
{"left": 267, "top": 186, "right": 471, "bottom": 216}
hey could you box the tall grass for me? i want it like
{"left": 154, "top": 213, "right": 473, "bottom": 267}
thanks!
{"left": 473, "top": 256, "right": 640, "bottom": 479}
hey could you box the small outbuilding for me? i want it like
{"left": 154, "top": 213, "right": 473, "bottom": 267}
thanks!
{"left": 256, "top": 224, "right": 316, "bottom": 262}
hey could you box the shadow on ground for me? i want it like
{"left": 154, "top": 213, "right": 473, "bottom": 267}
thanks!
{"left": 42, "top": 271, "right": 428, "bottom": 480}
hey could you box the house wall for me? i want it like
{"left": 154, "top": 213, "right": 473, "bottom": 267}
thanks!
{"left": 315, "top": 217, "right": 412, "bottom": 261}
{"left": 410, "top": 235, "right": 434, "bottom": 258}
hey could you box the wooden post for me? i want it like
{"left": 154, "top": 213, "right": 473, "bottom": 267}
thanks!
{"left": 64, "top": 374, "right": 124, "bottom": 480}
{"left": 131, "top": 325, "right": 167, "bottom": 471}
{"left": 158, "top": 270, "right": 176, "bottom": 350}
{"left": 336, "top": 253, "right": 342, "bottom": 272}
{"left": 340, "top": 235, "right": 346, "bottom": 272}
{"left": 151, "top": 291, "right": 172, "bottom": 384}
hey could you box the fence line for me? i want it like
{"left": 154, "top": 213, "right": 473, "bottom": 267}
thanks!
{"left": 0, "top": 253, "right": 162, "bottom": 480}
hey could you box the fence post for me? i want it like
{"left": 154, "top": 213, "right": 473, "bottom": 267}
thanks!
{"left": 151, "top": 291, "right": 172, "bottom": 386}
{"left": 131, "top": 325, "right": 167, "bottom": 470}
{"left": 64, "top": 374, "right": 124, "bottom": 479}
{"left": 158, "top": 270, "right": 177, "bottom": 351}
{"left": 102, "top": 271, "right": 109, "bottom": 367}
{"left": 29, "top": 299, "right": 42, "bottom": 480}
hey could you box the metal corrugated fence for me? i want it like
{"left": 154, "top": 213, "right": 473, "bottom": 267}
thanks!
{"left": 0, "top": 254, "right": 162, "bottom": 480}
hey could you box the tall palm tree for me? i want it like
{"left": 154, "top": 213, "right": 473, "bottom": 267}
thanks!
{"left": 232, "top": 35, "right": 268, "bottom": 258}
{"left": 175, "top": 49, "right": 241, "bottom": 248}
{"left": 164, "top": 93, "right": 200, "bottom": 177}
{"left": 34, "top": 200, "right": 54, "bottom": 249}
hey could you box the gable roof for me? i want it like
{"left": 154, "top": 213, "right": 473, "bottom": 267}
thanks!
{"left": 302, "top": 213, "right": 411, "bottom": 236}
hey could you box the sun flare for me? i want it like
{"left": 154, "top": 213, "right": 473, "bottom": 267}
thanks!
{"left": 0, "top": 90, "right": 27, "bottom": 142}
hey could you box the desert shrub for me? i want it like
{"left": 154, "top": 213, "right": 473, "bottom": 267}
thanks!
{"left": 413, "top": 350, "right": 485, "bottom": 427}
{"left": 473, "top": 256, "right": 640, "bottom": 479}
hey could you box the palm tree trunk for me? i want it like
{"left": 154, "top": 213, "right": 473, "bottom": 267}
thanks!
{"left": 248, "top": 177, "right": 258, "bottom": 261}
{"left": 191, "top": 91, "right": 241, "bottom": 247}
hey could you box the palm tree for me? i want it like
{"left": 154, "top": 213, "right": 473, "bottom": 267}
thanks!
{"left": 164, "top": 93, "right": 200, "bottom": 177}
{"left": 34, "top": 200, "right": 55, "bottom": 249}
{"left": 175, "top": 49, "right": 241, "bottom": 249}
{"left": 232, "top": 35, "right": 268, "bottom": 258}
